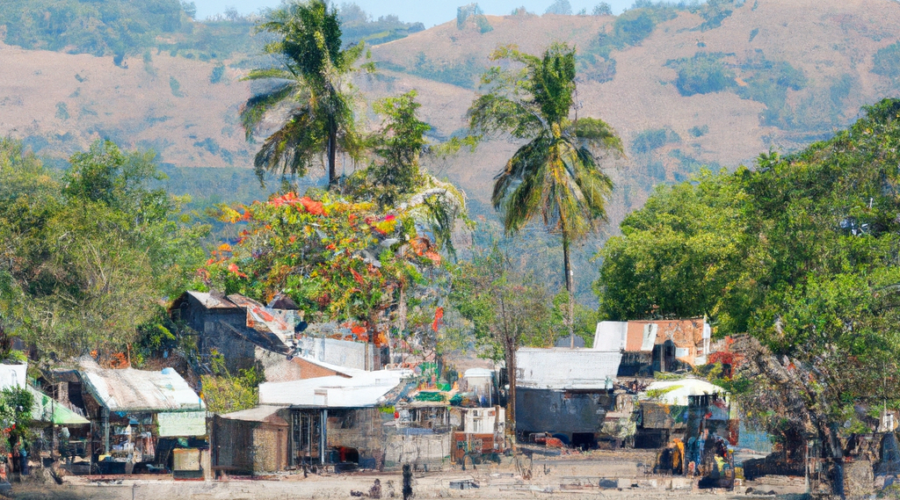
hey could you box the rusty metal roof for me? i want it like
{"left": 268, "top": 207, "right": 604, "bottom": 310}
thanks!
{"left": 81, "top": 367, "right": 205, "bottom": 413}
{"left": 624, "top": 319, "right": 705, "bottom": 352}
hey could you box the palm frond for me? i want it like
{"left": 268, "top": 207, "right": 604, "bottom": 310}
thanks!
{"left": 239, "top": 83, "right": 299, "bottom": 139}
{"left": 492, "top": 137, "right": 552, "bottom": 234}
{"left": 241, "top": 68, "right": 296, "bottom": 81}
{"left": 253, "top": 107, "right": 323, "bottom": 182}
{"left": 573, "top": 117, "right": 625, "bottom": 155}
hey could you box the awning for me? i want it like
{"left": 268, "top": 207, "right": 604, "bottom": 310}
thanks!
{"left": 29, "top": 386, "right": 89, "bottom": 425}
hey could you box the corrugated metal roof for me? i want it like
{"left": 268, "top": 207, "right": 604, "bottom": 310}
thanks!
{"left": 81, "top": 367, "right": 205, "bottom": 412}
{"left": 594, "top": 322, "right": 628, "bottom": 351}
{"left": 221, "top": 405, "right": 287, "bottom": 425}
{"left": 184, "top": 291, "right": 239, "bottom": 309}
{"left": 29, "top": 386, "right": 89, "bottom": 425}
{"left": 259, "top": 369, "right": 411, "bottom": 408}
{"left": 640, "top": 379, "right": 726, "bottom": 406}
{"left": 624, "top": 319, "right": 704, "bottom": 352}
{"left": 291, "top": 355, "right": 357, "bottom": 378}
{"left": 516, "top": 348, "right": 622, "bottom": 390}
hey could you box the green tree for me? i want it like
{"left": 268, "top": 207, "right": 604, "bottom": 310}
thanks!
{"left": 0, "top": 139, "right": 207, "bottom": 359}
{"left": 595, "top": 99, "right": 900, "bottom": 497}
{"left": 348, "top": 90, "right": 469, "bottom": 254}
{"left": 467, "top": 43, "right": 622, "bottom": 346}
{"left": 450, "top": 244, "right": 553, "bottom": 454}
{"left": 240, "top": 0, "right": 369, "bottom": 186}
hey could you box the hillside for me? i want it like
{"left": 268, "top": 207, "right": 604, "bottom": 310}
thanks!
{"left": 3, "top": 0, "right": 900, "bottom": 300}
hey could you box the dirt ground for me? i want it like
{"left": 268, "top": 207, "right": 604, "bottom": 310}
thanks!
{"left": 4, "top": 450, "right": 804, "bottom": 500}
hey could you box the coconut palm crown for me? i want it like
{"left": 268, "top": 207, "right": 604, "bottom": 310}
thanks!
{"left": 467, "top": 42, "right": 623, "bottom": 342}
{"left": 240, "top": 0, "right": 370, "bottom": 186}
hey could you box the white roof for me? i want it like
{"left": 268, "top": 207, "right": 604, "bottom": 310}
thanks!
{"left": 259, "top": 369, "right": 411, "bottom": 408}
{"left": 82, "top": 367, "right": 205, "bottom": 412}
{"left": 516, "top": 348, "right": 622, "bottom": 390}
{"left": 640, "top": 378, "right": 726, "bottom": 406}
{"left": 593, "top": 321, "right": 628, "bottom": 351}
{"left": 221, "top": 405, "right": 285, "bottom": 423}
{"left": 185, "top": 291, "right": 237, "bottom": 309}
{"left": 464, "top": 368, "right": 492, "bottom": 379}
{"left": 0, "top": 364, "right": 26, "bottom": 391}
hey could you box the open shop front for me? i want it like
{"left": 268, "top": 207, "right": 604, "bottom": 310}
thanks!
{"left": 80, "top": 366, "right": 208, "bottom": 478}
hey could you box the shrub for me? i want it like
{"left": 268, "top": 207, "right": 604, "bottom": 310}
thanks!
{"left": 689, "top": 125, "right": 709, "bottom": 137}
{"left": 632, "top": 128, "right": 681, "bottom": 154}
{"left": 169, "top": 76, "right": 184, "bottom": 97}
{"left": 873, "top": 42, "right": 900, "bottom": 79}
{"left": 668, "top": 52, "right": 734, "bottom": 96}
{"left": 210, "top": 63, "right": 225, "bottom": 84}
{"left": 55, "top": 102, "right": 70, "bottom": 121}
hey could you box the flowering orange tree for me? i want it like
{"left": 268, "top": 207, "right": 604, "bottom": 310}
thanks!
{"left": 197, "top": 192, "right": 443, "bottom": 345}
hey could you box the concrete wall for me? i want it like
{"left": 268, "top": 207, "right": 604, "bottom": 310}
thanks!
{"left": 300, "top": 338, "right": 378, "bottom": 370}
{"left": 516, "top": 387, "right": 614, "bottom": 438}
{"left": 384, "top": 433, "right": 450, "bottom": 471}
{"left": 517, "top": 348, "right": 622, "bottom": 390}
{"left": 214, "top": 416, "right": 289, "bottom": 474}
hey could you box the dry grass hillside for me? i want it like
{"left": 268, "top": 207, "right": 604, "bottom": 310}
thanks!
{"left": 366, "top": 0, "right": 900, "bottom": 213}
{"left": 2, "top": 0, "right": 900, "bottom": 235}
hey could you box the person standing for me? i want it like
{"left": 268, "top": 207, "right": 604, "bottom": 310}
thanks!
{"left": 19, "top": 443, "right": 28, "bottom": 476}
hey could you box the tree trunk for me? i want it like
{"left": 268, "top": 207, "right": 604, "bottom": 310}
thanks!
{"left": 506, "top": 342, "right": 517, "bottom": 455}
{"left": 327, "top": 127, "right": 337, "bottom": 186}
{"left": 562, "top": 232, "right": 575, "bottom": 348}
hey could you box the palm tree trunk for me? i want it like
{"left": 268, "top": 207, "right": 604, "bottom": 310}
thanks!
{"left": 562, "top": 232, "right": 575, "bottom": 348}
{"left": 327, "top": 128, "right": 337, "bottom": 185}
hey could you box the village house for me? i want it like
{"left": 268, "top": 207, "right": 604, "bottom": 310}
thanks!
{"left": 170, "top": 291, "right": 386, "bottom": 381}
{"left": 76, "top": 365, "right": 208, "bottom": 478}
{"left": 249, "top": 367, "right": 464, "bottom": 472}
{"left": 595, "top": 318, "right": 711, "bottom": 376}
{"left": 514, "top": 346, "right": 622, "bottom": 449}
{"left": 213, "top": 406, "right": 290, "bottom": 475}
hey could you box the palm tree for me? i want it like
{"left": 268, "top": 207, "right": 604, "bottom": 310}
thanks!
{"left": 468, "top": 43, "right": 623, "bottom": 346}
{"left": 240, "top": 0, "right": 367, "bottom": 186}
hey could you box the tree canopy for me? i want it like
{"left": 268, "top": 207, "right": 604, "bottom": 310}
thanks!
{"left": 0, "top": 139, "right": 208, "bottom": 358}
{"left": 467, "top": 42, "right": 622, "bottom": 342}
{"left": 596, "top": 98, "right": 900, "bottom": 430}
{"left": 205, "top": 192, "right": 445, "bottom": 345}
{"left": 240, "top": 0, "right": 369, "bottom": 185}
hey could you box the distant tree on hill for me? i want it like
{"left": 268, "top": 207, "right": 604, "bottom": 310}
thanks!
{"left": 467, "top": 43, "right": 623, "bottom": 347}
{"left": 240, "top": 0, "right": 370, "bottom": 186}
{"left": 545, "top": 0, "right": 573, "bottom": 15}
{"left": 339, "top": 2, "right": 369, "bottom": 23}
{"left": 592, "top": 2, "right": 613, "bottom": 15}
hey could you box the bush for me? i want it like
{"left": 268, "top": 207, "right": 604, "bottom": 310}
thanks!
{"left": 689, "top": 125, "right": 709, "bottom": 137}
{"left": 668, "top": 52, "right": 734, "bottom": 96}
{"left": 169, "top": 76, "right": 184, "bottom": 97}
{"left": 632, "top": 128, "right": 681, "bottom": 154}
{"left": 736, "top": 55, "right": 806, "bottom": 127}
{"left": 873, "top": 42, "right": 900, "bottom": 79}
{"left": 210, "top": 63, "right": 225, "bottom": 84}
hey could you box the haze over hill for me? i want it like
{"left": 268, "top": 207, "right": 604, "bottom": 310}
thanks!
{"left": 2, "top": 0, "right": 900, "bottom": 298}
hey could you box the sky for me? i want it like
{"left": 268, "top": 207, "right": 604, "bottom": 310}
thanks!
{"left": 192, "top": 0, "right": 638, "bottom": 27}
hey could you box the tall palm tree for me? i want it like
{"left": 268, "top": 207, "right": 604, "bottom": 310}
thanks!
{"left": 240, "top": 0, "right": 367, "bottom": 186}
{"left": 468, "top": 43, "right": 623, "bottom": 346}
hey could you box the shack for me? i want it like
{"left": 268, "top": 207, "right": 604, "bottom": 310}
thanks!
{"left": 79, "top": 366, "right": 207, "bottom": 477}
{"left": 515, "top": 347, "right": 622, "bottom": 448}
{"left": 450, "top": 406, "right": 506, "bottom": 465}
{"left": 213, "top": 406, "right": 290, "bottom": 475}
{"left": 169, "top": 291, "right": 295, "bottom": 375}
{"left": 258, "top": 368, "right": 453, "bottom": 471}
{"left": 596, "top": 319, "right": 711, "bottom": 376}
